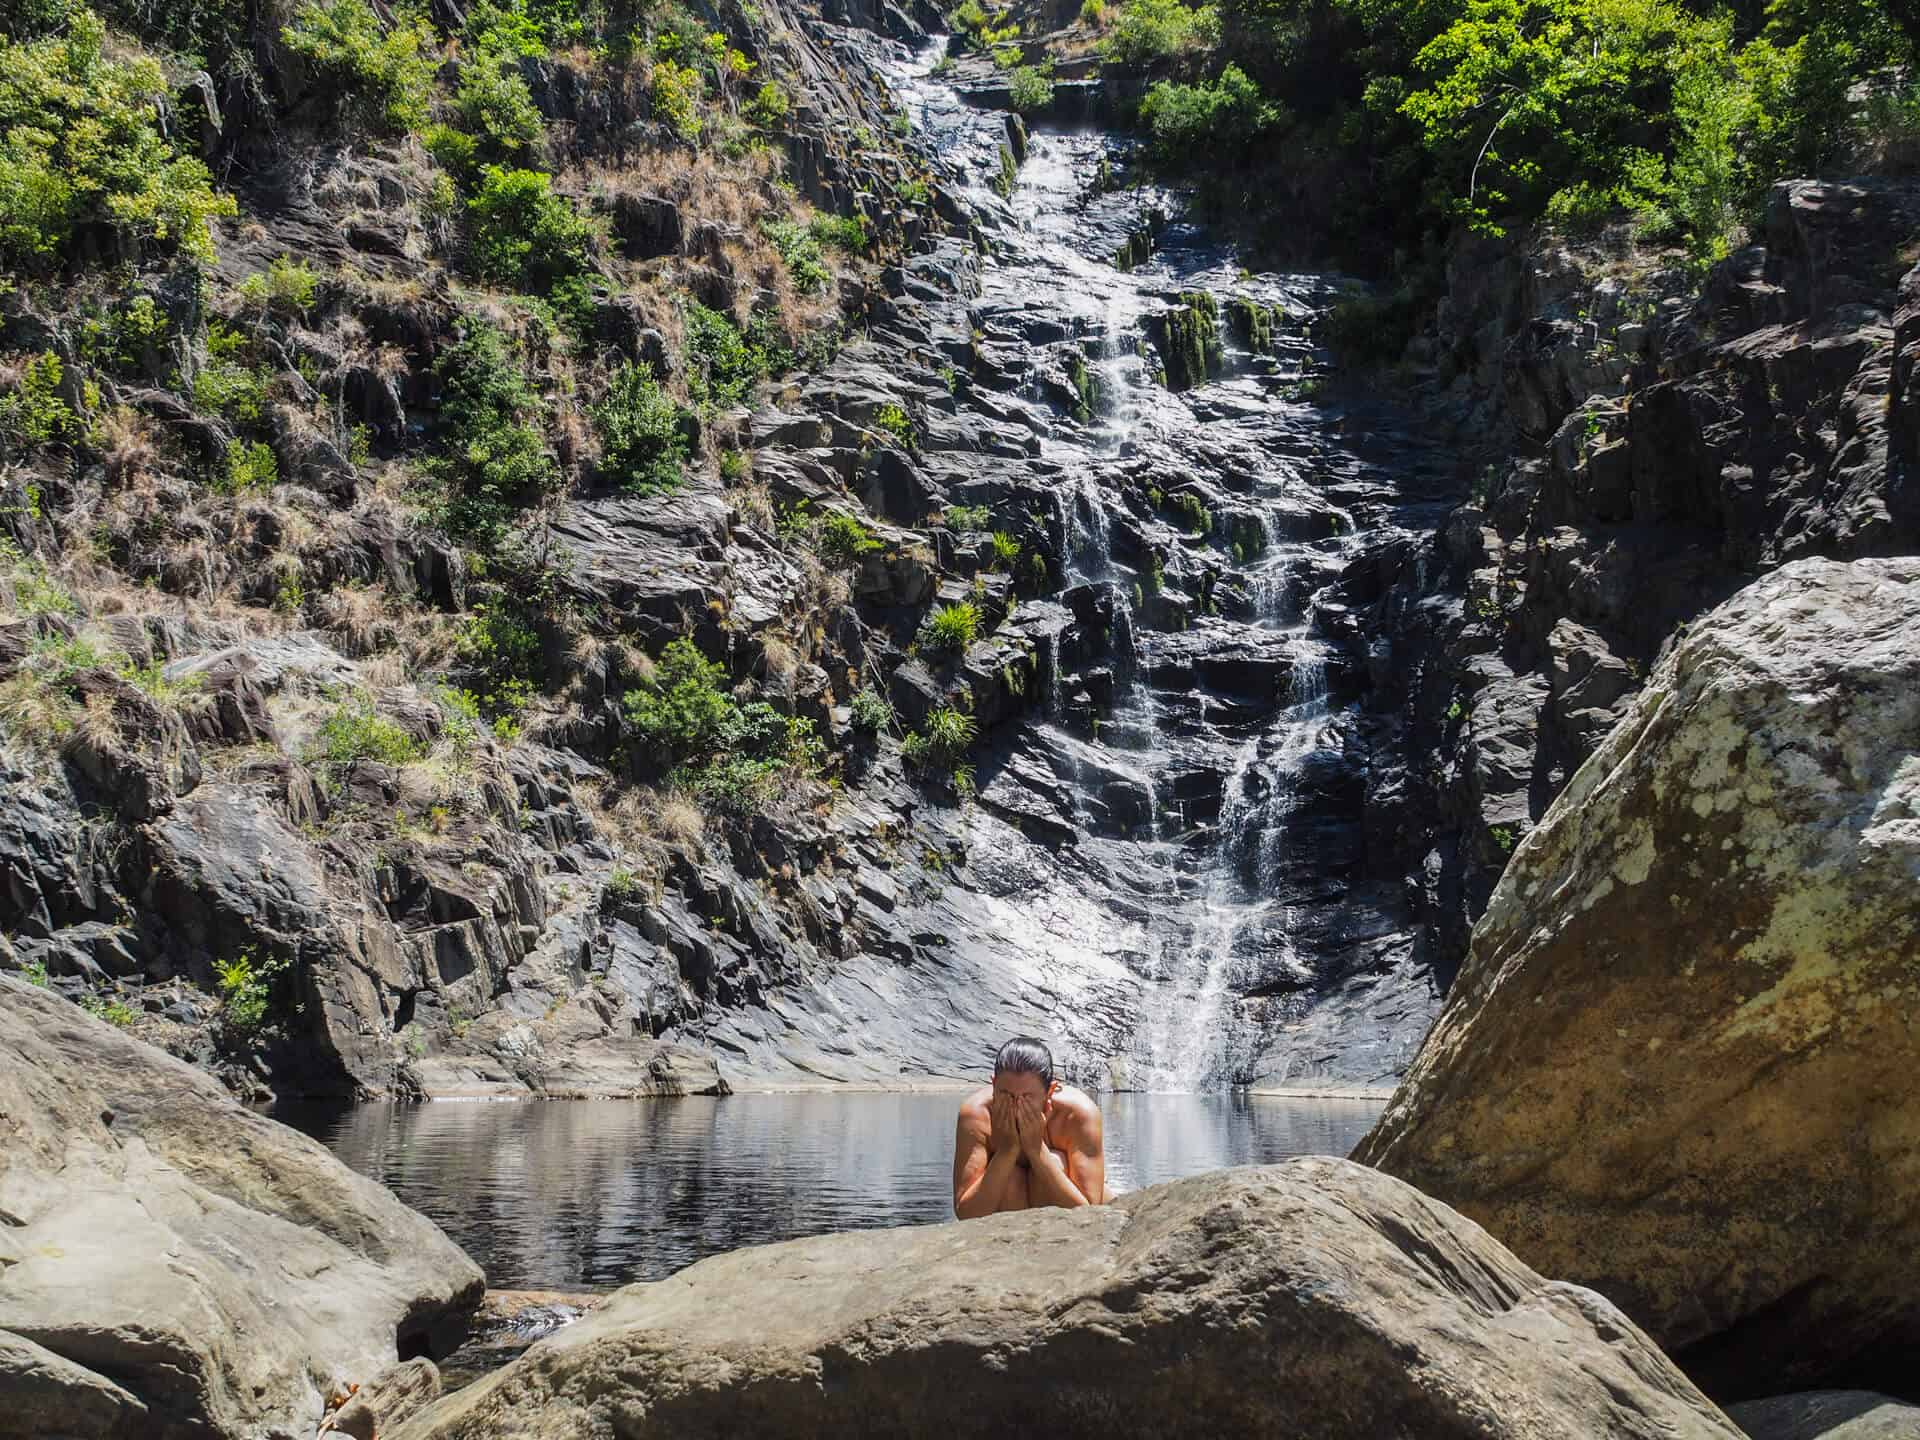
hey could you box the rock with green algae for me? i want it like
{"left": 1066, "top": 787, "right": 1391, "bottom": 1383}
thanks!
{"left": 389, "top": 1158, "right": 1741, "bottom": 1440}
{"left": 1357, "top": 555, "right": 1920, "bottom": 1402}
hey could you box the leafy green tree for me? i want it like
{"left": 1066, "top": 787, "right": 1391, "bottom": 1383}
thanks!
{"left": 465, "top": 166, "right": 596, "bottom": 290}
{"left": 623, "top": 638, "right": 733, "bottom": 764}
{"left": 592, "top": 363, "right": 691, "bottom": 495}
{"left": 282, "top": 0, "right": 439, "bottom": 132}
{"left": 0, "top": 9, "right": 235, "bottom": 270}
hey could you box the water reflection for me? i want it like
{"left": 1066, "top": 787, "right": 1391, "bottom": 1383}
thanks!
{"left": 282, "top": 1094, "right": 1383, "bottom": 1290}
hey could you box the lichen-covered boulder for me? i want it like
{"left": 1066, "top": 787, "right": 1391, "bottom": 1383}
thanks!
{"left": 1357, "top": 557, "right": 1920, "bottom": 1399}
{"left": 392, "top": 1158, "right": 1740, "bottom": 1440}
{"left": 0, "top": 974, "right": 484, "bottom": 1440}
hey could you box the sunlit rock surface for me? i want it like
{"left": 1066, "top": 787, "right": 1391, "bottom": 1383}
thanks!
{"left": 1358, "top": 557, "right": 1920, "bottom": 1400}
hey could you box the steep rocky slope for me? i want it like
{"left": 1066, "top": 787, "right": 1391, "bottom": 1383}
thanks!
{"left": 1354, "top": 178, "right": 1920, "bottom": 981}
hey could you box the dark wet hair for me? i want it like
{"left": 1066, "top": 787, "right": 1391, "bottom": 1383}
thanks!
{"left": 993, "top": 1036, "right": 1054, "bottom": 1087}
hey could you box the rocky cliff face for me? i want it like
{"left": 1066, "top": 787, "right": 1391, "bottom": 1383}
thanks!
{"left": 1352, "top": 177, "right": 1920, "bottom": 985}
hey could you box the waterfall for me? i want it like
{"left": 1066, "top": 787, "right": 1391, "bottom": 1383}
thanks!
{"left": 859, "top": 67, "right": 1410, "bottom": 1092}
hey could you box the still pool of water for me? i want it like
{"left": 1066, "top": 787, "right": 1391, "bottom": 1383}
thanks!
{"left": 283, "top": 1093, "right": 1384, "bottom": 1290}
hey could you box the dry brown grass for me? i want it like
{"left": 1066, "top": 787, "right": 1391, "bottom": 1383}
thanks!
{"left": 93, "top": 406, "right": 159, "bottom": 486}
{"left": 648, "top": 789, "right": 706, "bottom": 848}
{"left": 759, "top": 633, "right": 799, "bottom": 689}
{"left": 319, "top": 583, "right": 394, "bottom": 656}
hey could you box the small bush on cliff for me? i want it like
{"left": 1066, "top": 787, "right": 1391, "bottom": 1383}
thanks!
{"left": 0, "top": 353, "right": 77, "bottom": 449}
{"left": 1101, "top": 0, "right": 1218, "bottom": 65}
{"left": 427, "top": 320, "right": 557, "bottom": 548}
{"left": 760, "top": 217, "right": 830, "bottom": 295}
{"left": 216, "top": 949, "right": 290, "bottom": 1035}
{"left": 0, "top": 8, "right": 235, "bottom": 270}
{"left": 901, "top": 704, "right": 977, "bottom": 790}
{"left": 849, "top": 686, "right": 894, "bottom": 734}
{"left": 1139, "top": 65, "right": 1283, "bottom": 161}
{"left": 281, "top": 0, "right": 438, "bottom": 133}
{"left": 1008, "top": 63, "right": 1055, "bottom": 114}
{"left": 454, "top": 55, "right": 545, "bottom": 159}
{"left": 818, "top": 512, "right": 883, "bottom": 567}
{"left": 683, "top": 301, "right": 770, "bottom": 408}
{"left": 650, "top": 58, "right": 704, "bottom": 142}
{"left": 312, "top": 701, "right": 426, "bottom": 775}
{"left": 592, "top": 363, "right": 691, "bottom": 495}
{"left": 466, "top": 167, "right": 596, "bottom": 292}
{"left": 919, "top": 602, "right": 980, "bottom": 656}
{"left": 872, "top": 403, "right": 915, "bottom": 450}
{"left": 623, "top": 637, "right": 732, "bottom": 765}
{"left": 689, "top": 704, "right": 824, "bottom": 814}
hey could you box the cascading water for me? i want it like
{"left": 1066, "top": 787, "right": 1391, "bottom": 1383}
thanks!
{"left": 838, "top": 38, "right": 1444, "bottom": 1095}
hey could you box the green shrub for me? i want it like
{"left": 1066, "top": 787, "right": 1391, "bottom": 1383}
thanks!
{"left": 849, "top": 686, "right": 893, "bottom": 734}
{"left": 462, "top": 0, "right": 553, "bottom": 57}
{"left": 215, "top": 948, "right": 290, "bottom": 1034}
{"left": 455, "top": 56, "right": 545, "bottom": 158}
{"left": 237, "top": 256, "right": 320, "bottom": 316}
{"left": 592, "top": 363, "right": 691, "bottom": 495}
{"left": 454, "top": 601, "right": 540, "bottom": 716}
{"left": 687, "top": 704, "right": 823, "bottom": 813}
{"left": 0, "top": 353, "right": 76, "bottom": 448}
{"left": 919, "top": 601, "right": 980, "bottom": 655}
{"left": 623, "top": 636, "right": 732, "bottom": 764}
{"left": 466, "top": 166, "right": 595, "bottom": 291}
{"left": 605, "top": 865, "right": 642, "bottom": 902}
{"left": 872, "top": 402, "right": 914, "bottom": 449}
{"left": 746, "top": 79, "right": 789, "bottom": 128}
{"left": 901, "top": 703, "right": 977, "bottom": 778}
{"left": 897, "top": 176, "right": 930, "bottom": 206}
{"left": 808, "top": 212, "right": 867, "bottom": 253}
{"left": 944, "top": 504, "right": 991, "bottom": 532}
{"left": 761, "top": 217, "right": 830, "bottom": 294}
{"left": 219, "top": 440, "right": 278, "bottom": 492}
{"left": 683, "top": 301, "right": 770, "bottom": 408}
{"left": 282, "top": 0, "right": 438, "bottom": 133}
{"left": 1101, "top": 0, "right": 1218, "bottom": 65}
{"left": 1170, "top": 491, "right": 1211, "bottom": 535}
{"left": 313, "top": 701, "right": 425, "bottom": 774}
{"left": 81, "top": 994, "right": 138, "bottom": 1026}
{"left": 1008, "top": 63, "right": 1054, "bottom": 113}
{"left": 650, "top": 58, "right": 704, "bottom": 141}
{"left": 20, "top": 957, "right": 50, "bottom": 987}
{"left": 190, "top": 358, "right": 268, "bottom": 424}
{"left": 719, "top": 447, "right": 750, "bottom": 480}
{"left": 988, "top": 530, "right": 1022, "bottom": 569}
{"left": 818, "top": 512, "right": 883, "bottom": 567}
{"left": 427, "top": 320, "right": 556, "bottom": 549}
{"left": 1139, "top": 65, "right": 1283, "bottom": 160}
{"left": 0, "top": 9, "right": 235, "bottom": 270}
{"left": 1079, "top": 0, "right": 1106, "bottom": 23}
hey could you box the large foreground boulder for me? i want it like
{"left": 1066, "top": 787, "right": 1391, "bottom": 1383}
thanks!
{"left": 0, "top": 974, "right": 484, "bottom": 1440}
{"left": 393, "top": 1158, "right": 1738, "bottom": 1440}
{"left": 1356, "top": 557, "right": 1920, "bottom": 1399}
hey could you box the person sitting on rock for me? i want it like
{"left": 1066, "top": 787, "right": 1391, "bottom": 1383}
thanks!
{"left": 952, "top": 1036, "right": 1105, "bottom": 1217}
